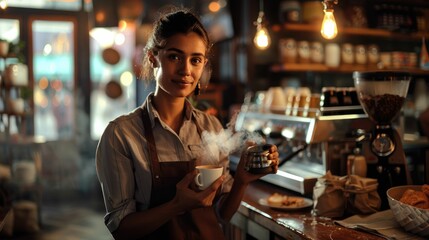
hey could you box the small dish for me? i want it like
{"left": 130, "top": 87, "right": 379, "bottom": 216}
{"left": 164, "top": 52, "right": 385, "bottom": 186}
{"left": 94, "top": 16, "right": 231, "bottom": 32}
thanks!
{"left": 258, "top": 197, "right": 313, "bottom": 210}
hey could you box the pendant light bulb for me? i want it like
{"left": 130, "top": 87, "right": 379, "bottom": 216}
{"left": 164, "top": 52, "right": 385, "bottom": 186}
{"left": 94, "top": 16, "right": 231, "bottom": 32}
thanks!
{"left": 254, "top": 0, "right": 271, "bottom": 50}
{"left": 321, "top": 9, "right": 338, "bottom": 39}
{"left": 320, "top": 0, "right": 338, "bottom": 40}
{"left": 0, "top": 0, "right": 8, "bottom": 10}
{"left": 254, "top": 23, "right": 271, "bottom": 50}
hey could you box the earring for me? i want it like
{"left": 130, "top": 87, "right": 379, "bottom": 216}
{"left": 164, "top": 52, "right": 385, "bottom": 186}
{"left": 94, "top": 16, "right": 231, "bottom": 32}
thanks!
{"left": 150, "top": 60, "right": 158, "bottom": 68}
{"left": 194, "top": 82, "right": 201, "bottom": 96}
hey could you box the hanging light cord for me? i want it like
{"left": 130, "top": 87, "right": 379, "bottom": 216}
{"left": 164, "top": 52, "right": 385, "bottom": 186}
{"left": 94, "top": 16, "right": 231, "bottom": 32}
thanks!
{"left": 253, "top": 0, "right": 271, "bottom": 50}
{"left": 322, "top": 0, "right": 338, "bottom": 11}
{"left": 255, "top": 0, "right": 265, "bottom": 26}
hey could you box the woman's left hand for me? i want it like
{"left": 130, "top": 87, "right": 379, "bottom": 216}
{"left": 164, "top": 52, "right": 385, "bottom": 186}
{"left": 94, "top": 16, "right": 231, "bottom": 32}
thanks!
{"left": 234, "top": 144, "right": 279, "bottom": 185}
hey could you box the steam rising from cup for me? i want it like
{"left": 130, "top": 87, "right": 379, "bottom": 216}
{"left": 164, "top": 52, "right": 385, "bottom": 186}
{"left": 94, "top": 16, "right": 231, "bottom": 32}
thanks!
{"left": 198, "top": 122, "right": 265, "bottom": 165}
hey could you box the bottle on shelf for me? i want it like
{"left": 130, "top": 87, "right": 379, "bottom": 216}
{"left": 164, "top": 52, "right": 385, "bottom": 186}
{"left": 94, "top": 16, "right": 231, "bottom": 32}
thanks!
{"left": 420, "top": 37, "right": 429, "bottom": 70}
{"left": 347, "top": 147, "right": 367, "bottom": 178}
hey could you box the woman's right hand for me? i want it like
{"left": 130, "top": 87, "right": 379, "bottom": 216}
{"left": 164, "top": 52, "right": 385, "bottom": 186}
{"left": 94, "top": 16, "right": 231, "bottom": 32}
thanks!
{"left": 172, "top": 171, "right": 224, "bottom": 212}
{"left": 234, "top": 144, "right": 279, "bottom": 185}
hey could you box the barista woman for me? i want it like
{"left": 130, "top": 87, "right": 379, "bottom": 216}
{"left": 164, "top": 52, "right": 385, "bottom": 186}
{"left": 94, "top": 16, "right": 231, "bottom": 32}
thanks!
{"left": 95, "top": 7, "right": 279, "bottom": 240}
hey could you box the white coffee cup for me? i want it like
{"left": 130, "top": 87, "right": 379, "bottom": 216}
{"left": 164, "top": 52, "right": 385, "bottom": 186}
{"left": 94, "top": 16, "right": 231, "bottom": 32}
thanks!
{"left": 265, "top": 86, "right": 286, "bottom": 114}
{"left": 195, "top": 165, "right": 223, "bottom": 190}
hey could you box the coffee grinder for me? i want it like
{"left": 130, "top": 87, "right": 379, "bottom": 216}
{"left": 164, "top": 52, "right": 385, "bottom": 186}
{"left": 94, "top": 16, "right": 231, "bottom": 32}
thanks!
{"left": 353, "top": 71, "right": 412, "bottom": 209}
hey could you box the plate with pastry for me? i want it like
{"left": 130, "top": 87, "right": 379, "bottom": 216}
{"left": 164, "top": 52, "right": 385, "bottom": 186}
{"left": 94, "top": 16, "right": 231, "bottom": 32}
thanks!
{"left": 259, "top": 192, "right": 313, "bottom": 210}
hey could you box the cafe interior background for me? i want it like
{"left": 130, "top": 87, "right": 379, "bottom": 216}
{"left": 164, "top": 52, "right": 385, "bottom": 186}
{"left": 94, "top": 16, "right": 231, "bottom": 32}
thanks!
{"left": 0, "top": 0, "right": 429, "bottom": 239}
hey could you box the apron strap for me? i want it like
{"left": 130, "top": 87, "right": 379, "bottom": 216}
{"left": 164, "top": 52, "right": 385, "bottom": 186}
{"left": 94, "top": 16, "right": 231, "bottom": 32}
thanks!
{"left": 142, "top": 102, "right": 203, "bottom": 186}
{"left": 142, "top": 107, "right": 162, "bottom": 186}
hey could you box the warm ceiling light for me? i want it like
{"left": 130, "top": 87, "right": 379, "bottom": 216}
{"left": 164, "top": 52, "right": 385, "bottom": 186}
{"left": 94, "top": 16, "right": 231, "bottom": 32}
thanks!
{"left": 118, "top": 20, "right": 127, "bottom": 31}
{"left": 95, "top": 11, "right": 107, "bottom": 24}
{"left": 253, "top": 0, "right": 271, "bottom": 50}
{"left": 208, "top": 1, "right": 221, "bottom": 13}
{"left": 254, "top": 21, "right": 270, "bottom": 50}
{"left": 0, "top": 0, "right": 7, "bottom": 9}
{"left": 321, "top": 0, "right": 338, "bottom": 40}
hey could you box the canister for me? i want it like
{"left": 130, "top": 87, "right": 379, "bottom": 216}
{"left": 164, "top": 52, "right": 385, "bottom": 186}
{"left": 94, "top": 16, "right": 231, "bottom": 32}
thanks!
{"left": 341, "top": 43, "right": 354, "bottom": 64}
{"left": 355, "top": 44, "right": 367, "bottom": 65}
{"left": 298, "top": 41, "right": 311, "bottom": 63}
{"left": 311, "top": 41, "right": 324, "bottom": 63}
{"left": 279, "top": 38, "right": 297, "bottom": 63}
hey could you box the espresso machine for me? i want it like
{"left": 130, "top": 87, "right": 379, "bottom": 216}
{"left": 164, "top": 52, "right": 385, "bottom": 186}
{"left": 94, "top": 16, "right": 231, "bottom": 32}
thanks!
{"left": 230, "top": 109, "right": 373, "bottom": 196}
{"left": 353, "top": 71, "right": 412, "bottom": 209}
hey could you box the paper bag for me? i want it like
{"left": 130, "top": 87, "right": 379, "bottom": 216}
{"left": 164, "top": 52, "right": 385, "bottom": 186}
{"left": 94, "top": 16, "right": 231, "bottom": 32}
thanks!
{"left": 344, "top": 175, "right": 381, "bottom": 215}
{"left": 313, "top": 172, "right": 381, "bottom": 218}
{"left": 313, "top": 171, "right": 347, "bottom": 218}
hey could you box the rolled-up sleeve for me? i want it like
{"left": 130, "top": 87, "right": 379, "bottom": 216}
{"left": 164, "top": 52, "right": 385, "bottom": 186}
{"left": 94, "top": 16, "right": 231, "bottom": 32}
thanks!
{"left": 96, "top": 121, "right": 137, "bottom": 233}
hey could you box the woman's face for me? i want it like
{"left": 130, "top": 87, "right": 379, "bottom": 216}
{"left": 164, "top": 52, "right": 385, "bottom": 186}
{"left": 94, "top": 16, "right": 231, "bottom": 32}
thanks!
{"left": 151, "top": 32, "right": 207, "bottom": 99}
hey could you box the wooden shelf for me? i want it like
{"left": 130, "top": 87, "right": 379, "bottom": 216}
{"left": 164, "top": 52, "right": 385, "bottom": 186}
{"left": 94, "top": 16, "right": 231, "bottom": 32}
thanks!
{"left": 272, "top": 23, "right": 429, "bottom": 41}
{"left": 271, "top": 63, "right": 429, "bottom": 75}
{"left": 268, "top": 23, "right": 429, "bottom": 76}
{"left": 0, "top": 206, "right": 12, "bottom": 232}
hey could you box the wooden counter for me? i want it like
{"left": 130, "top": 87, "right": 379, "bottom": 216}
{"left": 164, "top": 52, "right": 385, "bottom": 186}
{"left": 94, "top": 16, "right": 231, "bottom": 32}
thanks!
{"left": 230, "top": 180, "right": 384, "bottom": 240}
{"left": 0, "top": 207, "right": 11, "bottom": 232}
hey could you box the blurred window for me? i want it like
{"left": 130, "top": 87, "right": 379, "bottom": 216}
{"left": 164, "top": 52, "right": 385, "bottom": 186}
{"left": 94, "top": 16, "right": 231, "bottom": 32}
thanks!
{"left": 32, "top": 20, "right": 75, "bottom": 140}
{"left": 6, "top": 0, "right": 82, "bottom": 10}
{"left": 89, "top": 23, "right": 137, "bottom": 140}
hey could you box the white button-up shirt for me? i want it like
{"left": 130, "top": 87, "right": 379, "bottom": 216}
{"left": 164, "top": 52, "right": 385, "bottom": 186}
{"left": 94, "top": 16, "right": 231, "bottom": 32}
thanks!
{"left": 95, "top": 94, "right": 233, "bottom": 232}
